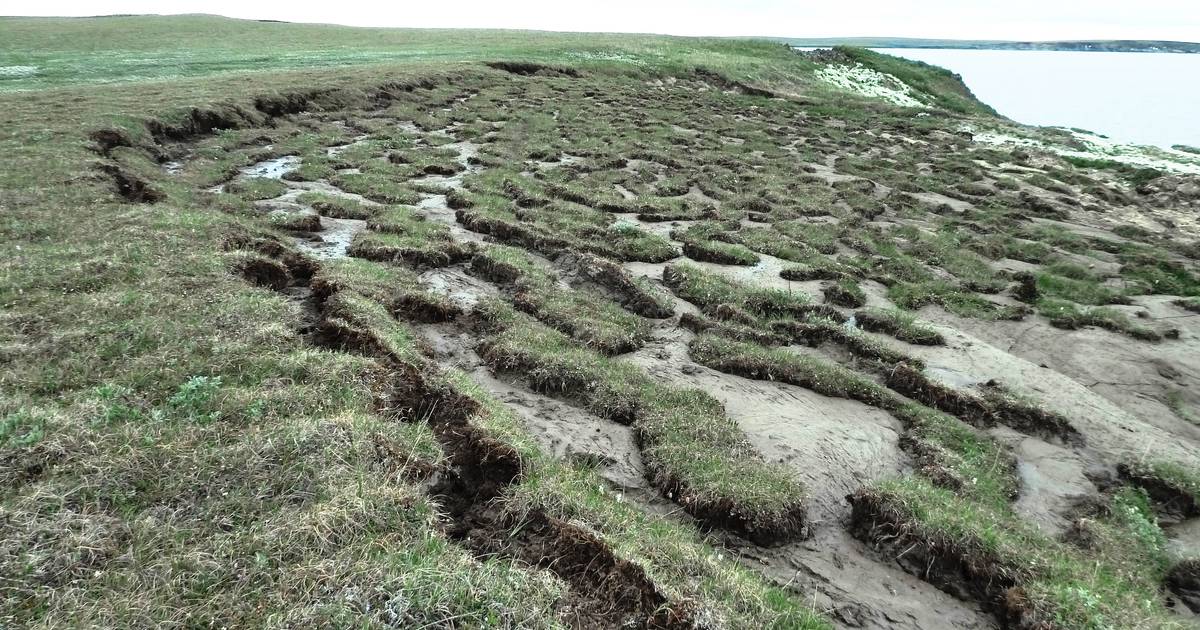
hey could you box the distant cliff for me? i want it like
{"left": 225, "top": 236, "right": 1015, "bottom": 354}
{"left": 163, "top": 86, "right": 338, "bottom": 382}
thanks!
{"left": 778, "top": 37, "right": 1200, "bottom": 54}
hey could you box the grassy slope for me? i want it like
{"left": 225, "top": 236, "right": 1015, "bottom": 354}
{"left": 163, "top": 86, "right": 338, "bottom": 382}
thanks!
{"left": 0, "top": 14, "right": 817, "bottom": 91}
{"left": 0, "top": 15, "right": 889, "bottom": 628}
{"left": 9, "top": 13, "right": 1128, "bottom": 629}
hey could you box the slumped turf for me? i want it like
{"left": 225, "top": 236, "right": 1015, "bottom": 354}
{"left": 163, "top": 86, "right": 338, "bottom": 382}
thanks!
{"left": 6, "top": 13, "right": 1199, "bottom": 628}
{"left": 471, "top": 245, "right": 653, "bottom": 354}
{"left": 476, "top": 302, "right": 809, "bottom": 544}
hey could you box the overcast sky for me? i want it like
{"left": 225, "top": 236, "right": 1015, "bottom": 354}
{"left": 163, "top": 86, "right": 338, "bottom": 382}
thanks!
{"left": 8, "top": 1, "right": 1200, "bottom": 41}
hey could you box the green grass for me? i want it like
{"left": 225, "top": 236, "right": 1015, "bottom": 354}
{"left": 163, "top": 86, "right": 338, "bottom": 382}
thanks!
{"left": 1124, "top": 460, "right": 1200, "bottom": 509}
{"left": 347, "top": 209, "right": 472, "bottom": 267}
{"left": 688, "top": 334, "right": 1017, "bottom": 505}
{"left": 1062, "top": 155, "right": 1165, "bottom": 188}
{"left": 477, "top": 302, "right": 807, "bottom": 539}
{"left": 225, "top": 176, "right": 287, "bottom": 200}
{"left": 448, "top": 373, "right": 831, "bottom": 629}
{"left": 888, "top": 280, "right": 1026, "bottom": 321}
{"left": 690, "top": 333, "right": 893, "bottom": 404}
{"left": 459, "top": 182, "right": 679, "bottom": 262}
{"left": 472, "top": 245, "right": 652, "bottom": 354}
{"left": 0, "top": 15, "right": 821, "bottom": 92}
{"left": 665, "top": 262, "right": 813, "bottom": 320}
{"left": 1036, "top": 298, "right": 1159, "bottom": 340}
{"left": 1036, "top": 272, "right": 1127, "bottom": 305}
{"left": 824, "top": 277, "right": 866, "bottom": 307}
{"left": 1120, "top": 258, "right": 1200, "bottom": 297}
{"left": 860, "top": 480, "right": 1183, "bottom": 629}
{"left": 3, "top": 11, "right": 1188, "bottom": 628}
{"left": 330, "top": 172, "right": 421, "bottom": 204}
{"left": 834, "top": 46, "right": 996, "bottom": 115}
{"left": 294, "top": 191, "right": 377, "bottom": 219}
{"left": 294, "top": 271, "right": 828, "bottom": 626}
{"left": 855, "top": 308, "right": 945, "bottom": 345}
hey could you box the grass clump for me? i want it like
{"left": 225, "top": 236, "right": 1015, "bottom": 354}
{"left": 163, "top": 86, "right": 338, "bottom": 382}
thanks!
{"left": 1063, "top": 155, "right": 1165, "bottom": 188}
{"left": 448, "top": 376, "right": 831, "bottom": 629}
{"left": 458, "top": 189, "right": 678, "bottom": 262}
{"left": 295, "top": 191, "right": 377, "bottom": 219}
{"left": 1036, "top": 298, "right": 1160, "bottom": 341}
{"left": 851, "top": 479, "right": 1184, "bottom": 630}
{"left": 226, "top": 176, "right": 287, "bottom": 200}
{"left": 768, "top": 315, "right": 921, "bottom": 367}
{"left": 1036, "top": 272, "right": 1128, "bottom": 305}
{"left": 664, "top": 262, "right": 814, "bottom": 320}
{"left": 476, "top": 303, "right": 808, "bottom": 543}
{"left": 677, "top": 222, "right": 760, "bottom": 266}
{"left": 1120, "top": 258, "right": 1200, "bottom": 297}
{"left": 311, "top": 257, "right": 460, "bottom": 322}
{"left": 688, "top": 335, "right": 1018, "bottom": 504}
{"left": 689, "top": 333, "right": 894, "bottom": 406}
{"left": 854, "top": 308, "right": 945, "bottom": 345}
{"left": 889, "top": 280, "right": 1027, "bottom": 321}
{"left": 330, "top": 172, "right": 421, "bottom": 204}
{"left": 774, "top": 220, "right": 842, "bottom": 254}
{"left": 265, "top": 206, "right": 320, "bottom": 231}
{"left": 779, "top": 255, "right": 858, "bottom": 281}
{"left": 682, "top": 238, "right": 760, "bottom": 266}
{"left": 1119, "top": 460, "right": 1200, "bottom": 520}
{"left": 823, "top": 278, "right": 866, "bottom": 308}
{"left": 735, "top": 227, "right": 816, "bottom": 262}
{"left": 472, "top": 246, "right": 652, "bottom": 354}
{"left": 347, "top": 208, "right": 472, "bottom": 268}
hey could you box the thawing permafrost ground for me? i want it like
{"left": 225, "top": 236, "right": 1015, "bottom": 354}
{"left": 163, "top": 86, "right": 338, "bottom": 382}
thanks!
{"left": 26, "top": 49, "right": 1200, "bottom": 629}
{"left": 151, "top": 65, "right": 1200, "bottom": 628}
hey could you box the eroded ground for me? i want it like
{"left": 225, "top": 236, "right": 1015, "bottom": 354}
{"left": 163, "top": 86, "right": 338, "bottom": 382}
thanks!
{"left": 12, "top": 55, "right": 1200, "bottom": 629}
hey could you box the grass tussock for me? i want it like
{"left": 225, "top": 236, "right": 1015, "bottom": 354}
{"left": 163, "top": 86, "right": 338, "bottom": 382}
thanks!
{"left": 855, "top": 308, "right": 945, "bottom": 345}
{"left": 1036, "top": 298, "right": 1162, "bottom": 341}
{"left": 475, "top": 302, "right": 808, "bottom": 544}
{"left": 295, "top": 191, "right": 377, "bottom": 219}
{"left": 850, "top": 481, "right": 1184, "bottom": 629}
{"left": 664, "top": 262, "right": 816, "bottom": 320}
{"left": 348, "top": 208, "right": 473, "bottom": 268}
{"left": 311, "top": 257, "right": 460, "bottom": 323}
{"left": 1118, "top": 460, "right": 1200, "bottom": 521}
{"left": 471, "top": 246, "right": 652, "bottom": 355}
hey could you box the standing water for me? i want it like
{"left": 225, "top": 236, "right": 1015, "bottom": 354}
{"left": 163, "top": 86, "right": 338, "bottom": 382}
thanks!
{"left": 875, "top": 49, "right": 1200, "bottom": 149}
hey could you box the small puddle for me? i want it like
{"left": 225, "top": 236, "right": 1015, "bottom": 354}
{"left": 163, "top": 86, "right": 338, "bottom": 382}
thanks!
{"left": 294, "top": 217, "right": 365, "bottom": 259}
{"left": 239, "top": 155, "right": 300, "bottom": 179}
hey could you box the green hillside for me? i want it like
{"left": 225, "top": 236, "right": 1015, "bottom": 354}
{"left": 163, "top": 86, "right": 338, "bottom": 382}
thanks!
{"left": 3, "top": 13, "right": 1199, "bottom": 630}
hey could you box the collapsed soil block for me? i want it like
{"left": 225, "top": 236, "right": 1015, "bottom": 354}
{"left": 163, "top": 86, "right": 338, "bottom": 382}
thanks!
{"left": 571, "top": 253, "right": 674, "bottom": 319}
{"left": 1167, "top": 559, "right": 1200, "bottom": 614}
{"left": 1117, "top": 462, "right": 1200, "bottom": 522}
{"left": 854, "top": 310, "right": 945, "bottom": 346}
{"left": 822, "top": 281, "right": 866, "bottom": 308}
{"left": 679, "top": 312, "right": 789, "bottom": 346}
{"left": 846, "top": 487, "right": 1045, "bottom": 628}
{"left": 885, "top": 364, "right": 1080, "bottom": 444}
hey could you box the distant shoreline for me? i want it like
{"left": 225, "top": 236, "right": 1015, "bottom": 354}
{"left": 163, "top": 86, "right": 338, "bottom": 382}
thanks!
{"left": 776, "top": 38, "right": 1200, "bottom": 54}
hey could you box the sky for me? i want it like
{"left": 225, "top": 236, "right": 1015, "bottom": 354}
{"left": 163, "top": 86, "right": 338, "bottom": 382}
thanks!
{"left": 7, "top": 1, "right": 1200, "bottom": 42}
